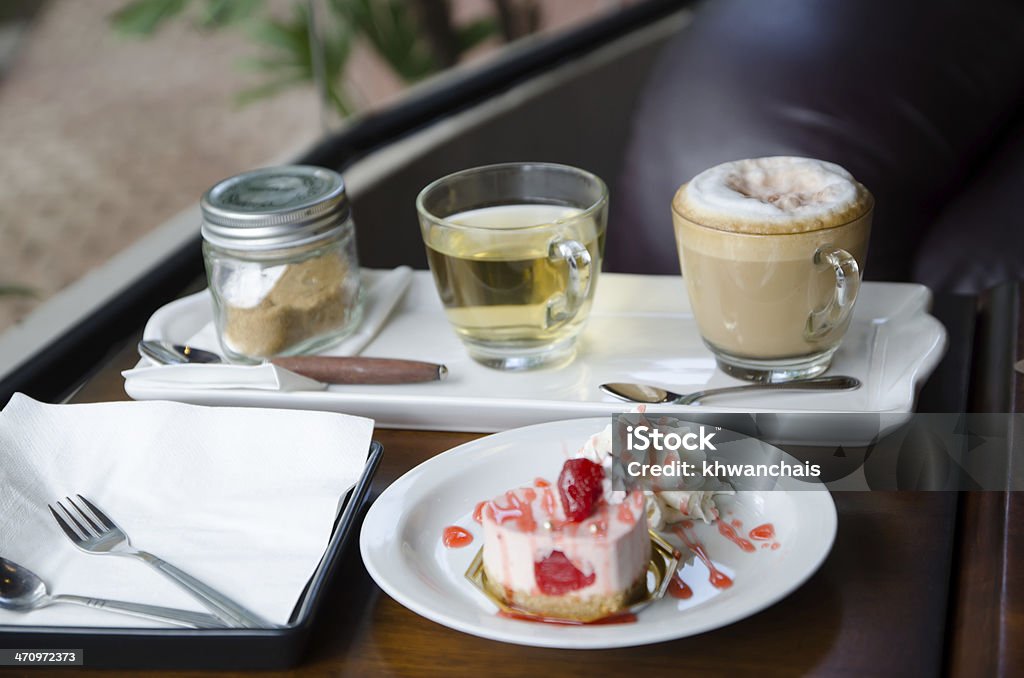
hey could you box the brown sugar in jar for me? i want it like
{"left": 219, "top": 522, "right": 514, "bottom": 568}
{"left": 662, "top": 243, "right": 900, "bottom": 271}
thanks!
{"left": 201, "top": 166, "right": 362, "bottom": 362}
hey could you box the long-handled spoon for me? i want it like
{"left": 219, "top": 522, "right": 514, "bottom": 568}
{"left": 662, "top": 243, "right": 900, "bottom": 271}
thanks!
{"left": 138, "top": 340, "right": 447, "bottom": 384}
{"left": 0, "top": 557, "right": 227, "bottom": 628}
{"left": 600, "top": 375, "right": 861, "bottom": 406}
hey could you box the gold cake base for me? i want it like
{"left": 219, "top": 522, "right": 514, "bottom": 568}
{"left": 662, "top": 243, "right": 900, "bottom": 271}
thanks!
{"left": 464, "top": 530, "right": 679, "bottom": 624}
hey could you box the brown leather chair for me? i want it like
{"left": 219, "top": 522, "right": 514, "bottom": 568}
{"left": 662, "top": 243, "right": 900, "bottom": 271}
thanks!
{"left": 609, "top": 0, "right": 1024, "bottom": 291}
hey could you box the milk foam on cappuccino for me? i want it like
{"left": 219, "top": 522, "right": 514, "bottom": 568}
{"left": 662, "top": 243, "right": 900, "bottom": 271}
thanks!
{"left": 674, "top": 157, "right": 872, "bottom": 234}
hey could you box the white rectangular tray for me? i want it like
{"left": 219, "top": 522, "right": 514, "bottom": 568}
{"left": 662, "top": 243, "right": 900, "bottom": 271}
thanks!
{"left": 128, "top": 272, "right": 947, "bottom": 432}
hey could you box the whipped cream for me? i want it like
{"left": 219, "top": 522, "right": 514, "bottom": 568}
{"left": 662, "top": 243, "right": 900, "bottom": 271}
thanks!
{"left": 576, "top": 412, "right": 733, "bottom": 530}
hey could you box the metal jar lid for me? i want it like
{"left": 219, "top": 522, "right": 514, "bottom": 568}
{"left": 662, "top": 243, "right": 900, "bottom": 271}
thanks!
{"left": 200, "top": 165, "right": 351, "bottom": 250}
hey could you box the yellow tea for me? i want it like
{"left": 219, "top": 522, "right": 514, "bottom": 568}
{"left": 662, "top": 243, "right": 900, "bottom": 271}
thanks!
{"left": 424, "top": 204, "right": 604, "bottom": 351}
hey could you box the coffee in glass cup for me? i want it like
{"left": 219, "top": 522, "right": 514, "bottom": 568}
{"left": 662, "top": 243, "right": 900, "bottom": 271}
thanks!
{"left": 672, "top": 156, "right": 873, "bottom": 382}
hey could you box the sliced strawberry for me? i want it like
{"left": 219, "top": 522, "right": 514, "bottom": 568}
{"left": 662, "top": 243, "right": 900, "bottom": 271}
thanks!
{"left": 534, "top": 550, "right": 595, "bottom": 595}
{"left": 557, "top": 458, "right": 605, "bottom": 522}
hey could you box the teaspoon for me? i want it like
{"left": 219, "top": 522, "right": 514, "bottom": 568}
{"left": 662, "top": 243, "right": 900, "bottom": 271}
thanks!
{"left": 600, "top": 375, "right": 861, "bottom": 406}
{"left": 0, "top": 557, "right": 227, "bottom": 628}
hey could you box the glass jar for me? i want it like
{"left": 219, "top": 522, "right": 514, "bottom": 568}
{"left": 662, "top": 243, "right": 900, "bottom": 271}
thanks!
{"left": 200, "top": 165, "right": 362, "bottom": 363}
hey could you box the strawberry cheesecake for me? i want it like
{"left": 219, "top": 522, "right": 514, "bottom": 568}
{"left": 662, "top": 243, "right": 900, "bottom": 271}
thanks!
{"left": 480, "top": 458, "right": 651, "bottom": 621}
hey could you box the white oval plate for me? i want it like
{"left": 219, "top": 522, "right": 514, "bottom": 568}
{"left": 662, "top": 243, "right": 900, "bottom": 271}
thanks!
{"left": 359, "top": 418, "right": 838, "bottom": 649}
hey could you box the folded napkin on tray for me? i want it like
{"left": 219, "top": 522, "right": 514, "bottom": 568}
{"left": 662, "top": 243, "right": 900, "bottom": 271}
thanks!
{"left": 122, "top": 266, "right": 413, "bottom": 392}
{"left": 0, "top": 394, "right": 374, "bottom": 628}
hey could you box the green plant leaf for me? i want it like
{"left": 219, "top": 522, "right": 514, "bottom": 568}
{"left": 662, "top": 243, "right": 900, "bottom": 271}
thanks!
{"left": 234, "top": 74, "right": 307, "bottom": 106}
{"left": 111, "top": 0, "right": 190, "bottom": 36}
{"left": 109, "top": 0, "right": 356, "bottom": 119}
{"left": 235, "top": 55, "right": 304, "bottom": 72}
{"left": 457, "top": 17, "right": 498, "bottom": 52}
{"left": 330, "top": 0, "right": 436, "bottom": 82}
{"left": 199, "top": 0, "right": 263, "bottom": 28}
{"left": 237, "top": 3, "right": 354, "bottom": 119}
{"left": 0, "top": 284, "right": 36, "bottom": 298}
{"left": 249, "top": 17, "right": 307, "bottom": 54}
{"left": 245, "top": 3, "right": 348, "bottom": 82}
{"left": 326, "top": 83, "right": 355, "bottom": 117}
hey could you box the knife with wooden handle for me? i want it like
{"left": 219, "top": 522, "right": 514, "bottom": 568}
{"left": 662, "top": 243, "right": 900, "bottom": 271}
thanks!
{"left": 271, "top": 356, "right": 447, "bottom": 384}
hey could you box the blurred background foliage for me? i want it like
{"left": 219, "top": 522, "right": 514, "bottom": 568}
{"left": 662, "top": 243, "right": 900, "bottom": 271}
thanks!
{"left": 0, "top": 286, "right": 35, "bottom": 298}
{"left": 110, "top": 0, "right": 540, "bottom": 117}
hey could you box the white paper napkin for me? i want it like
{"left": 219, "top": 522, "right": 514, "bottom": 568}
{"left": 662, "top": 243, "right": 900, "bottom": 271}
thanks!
{"left": 0, "top": 394, "right": 374, "bottom": 628}
{"left": 122, "top": 266, "right": 413, "bottom": 392}
{"left": 121, "top": 363, "right": 325, "bottom": 392}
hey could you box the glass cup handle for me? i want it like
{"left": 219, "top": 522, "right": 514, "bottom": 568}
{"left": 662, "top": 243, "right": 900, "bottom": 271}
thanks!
{"left": 805, "top": 245, "right": 861, "bottom": 341}
{"left": 546, "top": 238, "right": 593, "bottom": 327}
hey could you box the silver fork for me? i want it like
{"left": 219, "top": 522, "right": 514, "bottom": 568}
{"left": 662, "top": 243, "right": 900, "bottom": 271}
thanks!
{"left": 49, "top": 494, "right": 267, "bottom": 629}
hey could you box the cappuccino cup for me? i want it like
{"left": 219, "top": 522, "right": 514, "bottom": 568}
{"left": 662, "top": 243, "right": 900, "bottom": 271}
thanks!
{"left": 672, "top": 157, "right": 873, "bottom": 382}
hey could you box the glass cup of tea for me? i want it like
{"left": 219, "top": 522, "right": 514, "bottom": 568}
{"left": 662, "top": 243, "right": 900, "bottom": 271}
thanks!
{"left": 417, "top": 162, "right": 608, "bottom": 370}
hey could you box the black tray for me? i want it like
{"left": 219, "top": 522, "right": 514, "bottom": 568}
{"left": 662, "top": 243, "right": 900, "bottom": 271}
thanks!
{"left": 0, "top": 441, "right": 383, "bottom": 669}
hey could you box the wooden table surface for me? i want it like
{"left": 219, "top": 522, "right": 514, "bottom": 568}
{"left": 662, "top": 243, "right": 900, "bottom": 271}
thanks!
{"left": 240, "top": 444, "right": 956, "bottom": 678}
{"left": 946, "top": 284, "right": 1024, "bottom": 678}
{"left": 28, "top": 337, "right": 968, "bottom": 678}
{"left": 11, "top": 284, "right": 1021, "bottom": 676}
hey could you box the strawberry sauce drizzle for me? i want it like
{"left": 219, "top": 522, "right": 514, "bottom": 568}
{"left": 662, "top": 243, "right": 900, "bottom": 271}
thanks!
{"left": 541, "top": 488, "right": 557, "bottom": 518}
{"left": 472, "top": 501, "right": 487, "bottom": 525}
{"left": 485, "top": 491, "right": 537, "bottom": 532}
{"left": 749, "top": 523, "right": 776, "bottom": 541}
{"left": 668, "top": 573, "right": 693, "bottom": 599}
{"left": 442, "top": 526, "right": 473, "bottom": 548}
{"left": 674, "top": 526, "right": 734, "bottom": 590}
{"left": 717, "top": 521, "right": 755, "bottom": 553}
{"left": 618, "top": 501, "right": 637, "bottom": 525}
